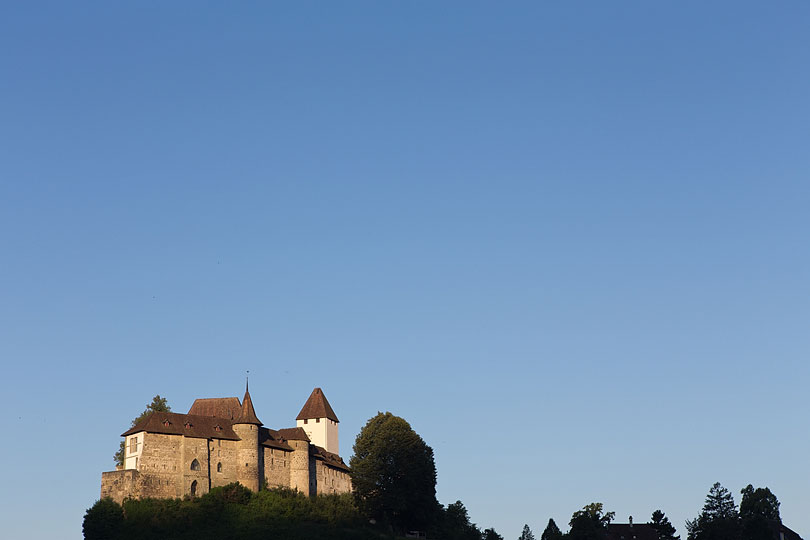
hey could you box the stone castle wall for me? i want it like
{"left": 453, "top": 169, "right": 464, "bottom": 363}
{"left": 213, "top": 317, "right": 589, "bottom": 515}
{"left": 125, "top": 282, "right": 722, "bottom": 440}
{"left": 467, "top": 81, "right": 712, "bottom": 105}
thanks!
{"left": 102, "top": 435, "right": 351, "bottom": 503}
{"left": 313, "top": 460, "right": 352, "bottom": 495}
{"left": 210, "top": 438, "right": 239, "bottom": 489}
{"left": 263, "top": 447, "right": 292, "bottom": 489}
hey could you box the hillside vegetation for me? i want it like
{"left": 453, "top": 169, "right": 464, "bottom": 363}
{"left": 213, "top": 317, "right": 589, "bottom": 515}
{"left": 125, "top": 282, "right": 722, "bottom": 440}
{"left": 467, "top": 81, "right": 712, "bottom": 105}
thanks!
{"left": 83, "top": 484, "right": 385, "bottom": 540}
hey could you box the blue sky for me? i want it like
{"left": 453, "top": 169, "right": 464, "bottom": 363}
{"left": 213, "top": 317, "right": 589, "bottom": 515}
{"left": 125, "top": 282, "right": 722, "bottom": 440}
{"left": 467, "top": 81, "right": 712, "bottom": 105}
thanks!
{"left": 1, "top": 3, "right": 808, "bottom": 539}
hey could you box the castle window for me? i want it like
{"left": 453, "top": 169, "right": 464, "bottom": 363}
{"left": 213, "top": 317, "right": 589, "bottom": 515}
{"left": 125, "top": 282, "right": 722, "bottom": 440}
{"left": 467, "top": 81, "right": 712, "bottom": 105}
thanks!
{"left": 316, "top": 418, "right": 320, "bottom": 423}
{"left": 217, "top": 462, "right": 222, "bottom": 473}
{"left": 190, "top": 459, "right": 201, "bottom": 471}
{"left": 190, "top": 480, "right": 197, "bottom": 496}
{"left": 162, "top": 419, "right": 171, "bottom": 427}
{"left": 304, "top": 419, "right": 308, "bottom": 424}
{"left": 129, "top": 437, "right": 138, "bottom": 453}
{"left": 214, "top": 425, "right": 222, "bottom": 432}
{"left": 184, "top": 421, "right": 192, "bottom": 429}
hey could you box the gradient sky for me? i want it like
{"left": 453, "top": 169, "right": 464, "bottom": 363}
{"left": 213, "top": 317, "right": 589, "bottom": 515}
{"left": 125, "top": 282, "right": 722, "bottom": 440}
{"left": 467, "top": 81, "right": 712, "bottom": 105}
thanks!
{"left": 1, "top": 3, "right": 808, "bottom": 540}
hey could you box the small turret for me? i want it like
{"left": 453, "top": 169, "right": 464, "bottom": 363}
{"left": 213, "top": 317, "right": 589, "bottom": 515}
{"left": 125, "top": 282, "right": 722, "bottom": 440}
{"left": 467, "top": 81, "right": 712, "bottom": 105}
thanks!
{"left": 236, "top": 380, "right": 262, "bottom": 425}
{"left": 232, "top": 379, "right": 262, "bottom": 491}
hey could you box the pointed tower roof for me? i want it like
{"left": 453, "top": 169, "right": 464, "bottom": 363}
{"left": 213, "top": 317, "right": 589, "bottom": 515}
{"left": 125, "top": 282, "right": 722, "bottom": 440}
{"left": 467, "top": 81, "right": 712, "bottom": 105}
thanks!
{"left": 296, "top": 387, "right": 339, "bottom": 423}
{"left": 234, "top": 380, "right": 262, "bottom": 425}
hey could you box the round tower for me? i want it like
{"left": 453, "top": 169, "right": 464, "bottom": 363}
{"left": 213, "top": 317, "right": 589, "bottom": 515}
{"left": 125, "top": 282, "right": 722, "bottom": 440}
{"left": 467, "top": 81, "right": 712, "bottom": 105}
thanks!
{"left": 232, "top": 381, "right": 262, "bottom": 492}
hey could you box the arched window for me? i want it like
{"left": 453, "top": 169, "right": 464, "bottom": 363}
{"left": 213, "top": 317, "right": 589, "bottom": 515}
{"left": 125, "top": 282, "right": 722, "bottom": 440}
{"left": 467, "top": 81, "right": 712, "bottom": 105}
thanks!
{"left": 190, "top": 480, "right": 197, "bottom": 496}
{"left": 190, "top": 459, "right": 200, "bottom": 471}
{"left": 217, "top": 462, "right": 222, "bottom": 473}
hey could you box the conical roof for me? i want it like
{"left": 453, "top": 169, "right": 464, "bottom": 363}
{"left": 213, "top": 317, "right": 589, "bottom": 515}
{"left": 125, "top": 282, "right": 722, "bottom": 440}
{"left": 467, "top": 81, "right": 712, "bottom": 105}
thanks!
{"left": 296, "top": 387, "right": 339, "bottom": 422}
{"left": 234, "top": 381, "right": 262, "bottom": 425}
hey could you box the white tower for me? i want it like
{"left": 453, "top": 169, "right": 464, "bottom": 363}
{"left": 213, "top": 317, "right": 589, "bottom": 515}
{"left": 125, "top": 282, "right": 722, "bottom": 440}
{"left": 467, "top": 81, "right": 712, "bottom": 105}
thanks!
{"left": 296, "top": 387, "right": 339, "bottom": 455}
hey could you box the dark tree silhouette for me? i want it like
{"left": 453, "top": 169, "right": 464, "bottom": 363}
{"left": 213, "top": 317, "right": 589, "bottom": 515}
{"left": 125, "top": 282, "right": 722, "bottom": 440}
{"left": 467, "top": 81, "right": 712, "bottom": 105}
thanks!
{"left": 686, "top": 483, "right": 739, "bottom": 540}
{"left": 484, "top": 527, "right": 505, "bottom": 540}
{"left": 740, "top": 485, "right": 781, "bottom": 540}
{"left": 649, "top": 510, "right": 680, "bottom": 540}
{"left": 518, "top": 524, "right": 536, "bottom": 540}
{"left": 541, "top": 518, "right": 564, "bottom": 540}
{"left": 569, "top": 503, "right": 615, "bottom": 540}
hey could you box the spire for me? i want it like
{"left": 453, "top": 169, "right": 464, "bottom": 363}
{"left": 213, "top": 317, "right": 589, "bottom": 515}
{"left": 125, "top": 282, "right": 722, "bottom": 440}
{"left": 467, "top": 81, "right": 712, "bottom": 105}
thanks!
{"left": 296, "top": 387, "right": 339, "bottom": 423}
{"left": 235, "top": 378, "right": 262, "bottom": 425}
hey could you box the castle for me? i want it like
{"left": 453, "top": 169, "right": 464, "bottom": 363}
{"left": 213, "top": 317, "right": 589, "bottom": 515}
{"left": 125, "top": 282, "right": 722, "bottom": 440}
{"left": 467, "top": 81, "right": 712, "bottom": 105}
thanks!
{"left": 100, "top": 385, "right": 352, "bottom": 503}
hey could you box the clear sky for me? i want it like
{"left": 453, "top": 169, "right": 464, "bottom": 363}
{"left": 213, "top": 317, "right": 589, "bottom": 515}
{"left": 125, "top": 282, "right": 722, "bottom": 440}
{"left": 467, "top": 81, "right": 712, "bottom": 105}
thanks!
{"left": 1, "top": 2, "right": 808, "bottom": 539}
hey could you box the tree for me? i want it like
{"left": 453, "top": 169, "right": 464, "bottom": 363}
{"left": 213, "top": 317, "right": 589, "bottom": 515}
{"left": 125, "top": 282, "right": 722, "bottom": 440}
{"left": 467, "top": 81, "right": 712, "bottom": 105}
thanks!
{"left": 113, "top": 395, "right": 171, "bottom": 466}
{"left": 649, "top": 510, "right": 680, "bottom": 540}
{"left": 568, "top": 503, "right": 615, "bottom": 540}
{"left": 349, "top": 412, "right": 438, "bottom": 532}
{"left": 518, "top": 524, "right": 536, "bottom": 540}
{"left": 83, "top": 498, "right": 123, "bottom": 540}
{"left": 541, "top": 518, "right": 563, "bottom": 540}
{"left": 739, "top": 485, "right": 780, "bottom": 521}
{"left": 439, "top": 500, "right": 481, "bottom": 540}
{"left": 483, "top": 527, "right": 505, "bottom": 540}
{"left": 686, "top": 483, "right": 739, "bottom": 540}
{"left": 740, "top": 485, "right": 781, "bottom": 540}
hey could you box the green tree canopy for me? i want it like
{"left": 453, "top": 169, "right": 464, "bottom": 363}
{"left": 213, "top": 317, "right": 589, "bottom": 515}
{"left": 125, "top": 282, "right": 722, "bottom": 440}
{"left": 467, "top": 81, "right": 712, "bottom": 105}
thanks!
{"left": 518, "top": 524, "right": 536, "bottom": 540}
{"left": 113, "top": 395, "right": 171, "bottom": 466}
{"left": 541, "top": 518, "right": 563, "bottom": 540}
{"left": 83, "top": 498, "right": 123, "bottom": 540}
{"left": 568, "top": 503, "right": 615, "bottom": 540}
{"left": 649, "top": 510, "right": 680, "bottom": 540}
{"left": 686, "top": 483, "right": 739, "bottom": 540}
{"left": 349, "top": 412, "right": 438, "bottom": 533}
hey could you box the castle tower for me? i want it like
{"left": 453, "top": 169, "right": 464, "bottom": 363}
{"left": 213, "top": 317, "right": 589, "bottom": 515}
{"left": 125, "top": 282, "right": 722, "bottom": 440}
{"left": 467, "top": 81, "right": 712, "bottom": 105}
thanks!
{"left": 231, "top": 381, "right": 262, "bottom": 492}
{"left": 296, "top": 387, "right": 339, "bottom": 454}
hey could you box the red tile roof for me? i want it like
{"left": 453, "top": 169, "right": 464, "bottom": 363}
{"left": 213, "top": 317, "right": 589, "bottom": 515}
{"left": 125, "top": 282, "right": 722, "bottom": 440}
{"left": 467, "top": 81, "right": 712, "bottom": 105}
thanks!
{"left": 260, "top": 427, "right": 294, "bottom": 451}
{"left": 122, "top": 411, "right": 239, "bottom": 440}
{"left": 311, "top": 445, "right": 350, "bottom": 472}
{"left": 607, "top": 523, "right": 659, "bottom": 540}
{"left": 296, "top": 387, "right": 339, "bottom": 422}
{"left": 277, "top": 427, "right": 310, "bottom": 441}
{"left": 187, "top": 397, "right": 242, "bottom": 420}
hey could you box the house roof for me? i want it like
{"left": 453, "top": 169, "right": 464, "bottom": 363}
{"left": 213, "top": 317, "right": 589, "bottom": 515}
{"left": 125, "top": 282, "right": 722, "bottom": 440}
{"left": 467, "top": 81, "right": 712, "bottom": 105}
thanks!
{"left": 122, "top": 411, "right": 239, "bottom": 440}
{"left": 768, "top": 521, "right": 804, "bottom": 540}
{"left": 607, "top": 523, "right": 659, "bottom": 540}
{"left": 234, "top": 385, "right": 262, "bottom": 425}
{"left": 260, "top": 427, "right": 294, "bottom": 451}
{"left": 187, "top": 397, "right": 242, "bottom": 420}
{"left": 296, "top": 387, "right": 339, "bottom": 422}
{"left": 277, "top": 427, "right": 310, "bottom": 441}
{"left": 311, "top": 445, "right": 351, "bottom": 472}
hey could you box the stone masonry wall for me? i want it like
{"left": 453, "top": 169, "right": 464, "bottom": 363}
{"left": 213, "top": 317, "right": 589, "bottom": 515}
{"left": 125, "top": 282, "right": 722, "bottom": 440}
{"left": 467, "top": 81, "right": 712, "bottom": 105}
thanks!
{"left": 182, "top": 436, "right": 211, "bottom": 497}
{"left": 263, "top": 447, "right": 292, "bottom": 489}
{"left": 313, "top": 460, "right": 352, "bottom": 495}
{"left": 101, "top": 470, "right": 139, "bottom": 503}
{"left": 138, "top": 433, "right": 184, "bottom": 498}
{"left": 210, "top": 438, "right": 239, "bottom": 488}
